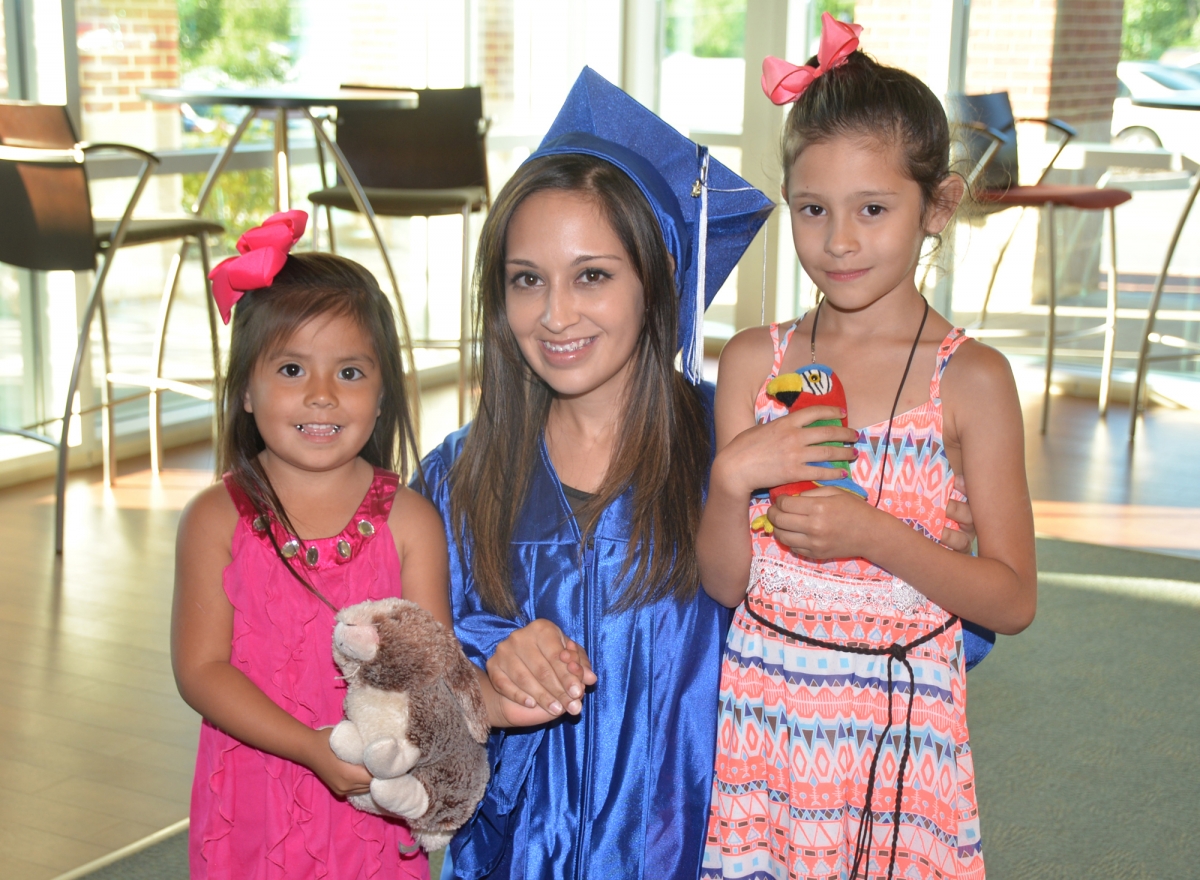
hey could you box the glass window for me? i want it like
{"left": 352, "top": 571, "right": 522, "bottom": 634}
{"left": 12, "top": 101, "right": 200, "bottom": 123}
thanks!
{"left": 659, "top": 0, "right": 750, "bottom": 341}
{"left": 0, "top": 8, "right": 13, "bottom": 450}
{"left": 75, "top": 1, "right": 206, "bottom": 452}
{"left": 951, "top": 0, "right": 1200, "bottom": 393}
{"left": 0, "top": 268, "right": 25, "bottom": 442}
{"left": 660, "top": 0, "right": 746, "bottom": 136}
{"left": 10, "top": 1, "right": 793, "bottom": 470}
{"left": 1, "top": 5, "right": 7, "bottom": 95}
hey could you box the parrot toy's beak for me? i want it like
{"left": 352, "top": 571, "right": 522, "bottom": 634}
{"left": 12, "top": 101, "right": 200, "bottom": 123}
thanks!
{"left": 766, "top": 372, "right": 805, "bottom": 410}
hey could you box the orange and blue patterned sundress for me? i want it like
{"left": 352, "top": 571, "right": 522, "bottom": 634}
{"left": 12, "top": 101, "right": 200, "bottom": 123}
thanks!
{"left": 702, "top": 320, "right": 984, "bottom": 880}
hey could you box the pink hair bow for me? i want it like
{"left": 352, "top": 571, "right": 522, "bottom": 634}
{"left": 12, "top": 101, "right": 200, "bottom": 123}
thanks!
{"left": 208, "top": 209, "right": 309, "bottom": 323}
{"left": 761, "top": 12, "right": 864, "bottom": 105}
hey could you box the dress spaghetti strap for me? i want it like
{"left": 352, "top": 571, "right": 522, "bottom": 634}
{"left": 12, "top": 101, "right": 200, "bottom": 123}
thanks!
{"left": 768, "top": 317, "right": 803, "bottom": 380}
{"left": 930, "top": 327, "right": 971, "bottom": 402}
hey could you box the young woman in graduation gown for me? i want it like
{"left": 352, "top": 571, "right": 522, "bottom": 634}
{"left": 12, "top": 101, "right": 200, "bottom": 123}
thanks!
{"left": 417, "top": 69, "right": 776, "bottom": 879}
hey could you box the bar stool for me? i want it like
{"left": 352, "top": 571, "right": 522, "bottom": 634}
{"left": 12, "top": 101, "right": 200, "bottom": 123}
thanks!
{"left": 309, "top": 87, "right": 490, "bottom": 425}
{"left": 0, "top": 100, "right": 223, "bottom": 553}
{"left": 1128, "top": 168, "right": 1200, "bottom": 441}
{"left": 952, "top": 92, "right": 1132, "bottom": 433}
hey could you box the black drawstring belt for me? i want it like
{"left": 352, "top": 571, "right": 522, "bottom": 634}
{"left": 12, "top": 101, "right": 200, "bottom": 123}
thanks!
{"left": 742, "top": 598, "right": 958, "bottom": 880}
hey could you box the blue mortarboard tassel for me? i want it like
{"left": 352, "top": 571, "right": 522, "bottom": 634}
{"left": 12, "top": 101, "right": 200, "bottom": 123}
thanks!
{"left": 528, "top": 67, "right": 776, "bottom": 383}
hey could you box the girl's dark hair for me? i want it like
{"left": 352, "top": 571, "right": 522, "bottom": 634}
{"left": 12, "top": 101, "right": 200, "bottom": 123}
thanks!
{"left": 449, "top": 153, "right": 711, "bottom": 618}
{"left": 217, "top": 252, "right": 419, "bottom": 583}
{"left": 781, "top": 50, "right": 955, "bottom": 218}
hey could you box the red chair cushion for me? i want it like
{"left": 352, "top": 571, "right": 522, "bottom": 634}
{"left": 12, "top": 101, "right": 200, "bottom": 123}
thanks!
{"left": 977, "top": 184, "right": 1132, "bottom": 210}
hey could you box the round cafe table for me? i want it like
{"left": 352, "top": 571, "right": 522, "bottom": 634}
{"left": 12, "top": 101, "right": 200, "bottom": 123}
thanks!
{"left": 1125, "top": 92, "right": 1200, "bottom": 441}
{"left": 141, "top": 86, "right": 419, "bottom": 303}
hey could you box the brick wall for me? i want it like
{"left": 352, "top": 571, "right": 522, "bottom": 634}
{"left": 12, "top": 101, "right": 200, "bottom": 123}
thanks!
{"left": 480, "top": 0, "right": 514, "bottom": 129}
{"left": 854, "top": 0, "right": 1123, "bottom": 133}
{"left": 966, "top": 0, "right": 1123, "bottom": 130}
{"left": 963, "top": 0, "right": 1058, "bottom": 120}
{"left": 852, "top": 0, "right": 943, "bottom": 90}
{"left": 855, "top": 0, "right": 1126, "bottom": 305}
{"left": 75, "top": 0, "right": 181, "bottom": 216}
{"left": 77, "top": 0, "right": 180, "bottom": 117}
{"left": 964, "top": 0, "right": 1125, "bottom": 302}
{"left": 1045, "top": 0, "right": 1124, "bottom": 128}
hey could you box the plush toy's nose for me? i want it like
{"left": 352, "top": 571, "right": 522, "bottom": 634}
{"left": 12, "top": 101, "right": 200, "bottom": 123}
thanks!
{"left": 334, "top": 622, "right": 380, "bottom": 661}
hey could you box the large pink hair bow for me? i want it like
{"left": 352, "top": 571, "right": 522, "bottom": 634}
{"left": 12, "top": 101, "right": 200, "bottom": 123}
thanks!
{"left": 208, "top": 210, "right": 308, "bottom": 323}
{"left": 761, "top": 13, "right": 864, "bottom": 105}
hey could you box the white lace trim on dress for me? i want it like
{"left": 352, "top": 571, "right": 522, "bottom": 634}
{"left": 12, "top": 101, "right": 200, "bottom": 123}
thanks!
{"left": 751, "top": 554, "right": 931, "bottom": 615}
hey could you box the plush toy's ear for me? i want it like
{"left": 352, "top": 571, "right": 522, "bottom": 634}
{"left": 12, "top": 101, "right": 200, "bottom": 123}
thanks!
{"left": 442, "top": 632, "right": 491, "bottom": 744}
{"left": 334, "top": 620, "right": 381, "bottom": 662}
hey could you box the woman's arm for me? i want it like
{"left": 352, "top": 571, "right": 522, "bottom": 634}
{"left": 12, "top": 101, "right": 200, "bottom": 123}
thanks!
{"left": 699, "top": 327, "right": 860, "bottom": 607}
{"left": 768, "top": 343, "right": 1037, "bottom": 634}
{"left": 171, "top": 485, "right": 372, "bottom": 798}
{"left": 392, "top": 485, "right": 578, "bottom": 729}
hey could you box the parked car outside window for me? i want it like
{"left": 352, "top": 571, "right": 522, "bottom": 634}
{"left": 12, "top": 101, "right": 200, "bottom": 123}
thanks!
{"left": 1111, "top": 60, "right": 1200, "bottom": 153}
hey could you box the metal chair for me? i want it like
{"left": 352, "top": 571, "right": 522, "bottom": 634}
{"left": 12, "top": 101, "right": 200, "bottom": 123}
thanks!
{"left": 0, "top": 100, "right": 224, "bottom": 554}
{"left": 1128, "top": 168, "right": 1200, "bottom": 441}
{"left": 951, "top": 92, "right": 1133, "bottom": 433}
{"left": 308, "top": 87, "right": 490, "bottom": 424}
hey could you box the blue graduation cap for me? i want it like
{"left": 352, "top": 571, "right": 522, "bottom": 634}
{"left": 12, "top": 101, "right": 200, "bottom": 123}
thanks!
{"left": 529, "top": 67, "right": 776, "bottom": 383}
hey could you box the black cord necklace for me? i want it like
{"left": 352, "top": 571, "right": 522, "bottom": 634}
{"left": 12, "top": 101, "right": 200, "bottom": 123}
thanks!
{"left": 809, "top": 296, "right": 930, "bottom": 508}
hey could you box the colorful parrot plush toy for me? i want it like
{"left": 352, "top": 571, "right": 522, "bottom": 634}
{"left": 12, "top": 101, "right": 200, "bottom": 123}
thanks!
{"left": 751, "top": 364, "right": 867, "bottom": 534}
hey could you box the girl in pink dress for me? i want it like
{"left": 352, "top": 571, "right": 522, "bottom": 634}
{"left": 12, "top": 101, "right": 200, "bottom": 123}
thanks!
{"left": 172, "top": 211, "right": 452, "bottom": 878}
{"left": 700, "top": 17, "right": 1037, "bottom": 880}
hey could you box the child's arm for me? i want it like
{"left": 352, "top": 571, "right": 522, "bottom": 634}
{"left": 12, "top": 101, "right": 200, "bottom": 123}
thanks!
{"left": 171, "top": 485, "right": 372, "bottom": 798}
{"left": 390, "top": 487, "right": 577, "bottom": 730}
{"left": 699, "top": 327, "right": 861, "bottom": 607}
{"left": 769, "top": 342, "right": 1037, "bottom": 634}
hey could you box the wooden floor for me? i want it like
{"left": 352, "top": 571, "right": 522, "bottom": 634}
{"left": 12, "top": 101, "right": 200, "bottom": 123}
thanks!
{"left": 1024, "top": 393, "right": 1200, "bottom": 557}
{"left": 0, "top": 383, "right": 462, "bottom": 880}
{"left": 0, "top": 382, "right": 1198, "bottom": 878}
{"left": 0, "top": 458, "right": 205, "bottom": 878}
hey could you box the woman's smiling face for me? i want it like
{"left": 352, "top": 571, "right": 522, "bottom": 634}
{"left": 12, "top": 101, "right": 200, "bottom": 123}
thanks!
{"left": 504, "top": 188, "right": 646, "bottom": 406}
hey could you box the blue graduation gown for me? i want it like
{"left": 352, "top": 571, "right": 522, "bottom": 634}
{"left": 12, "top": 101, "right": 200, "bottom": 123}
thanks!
{"left": 419, "top": 417, "right": 730, "bottom": 879}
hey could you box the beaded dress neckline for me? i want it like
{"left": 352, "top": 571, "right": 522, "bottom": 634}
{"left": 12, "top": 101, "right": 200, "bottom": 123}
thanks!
{"left": 223, "top": 468, "right": 400, "bottom": 572}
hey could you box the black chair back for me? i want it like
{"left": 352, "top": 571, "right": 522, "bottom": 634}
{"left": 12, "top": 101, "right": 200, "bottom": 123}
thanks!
{"left": 334, "top": 87, "right": 488, "bottom": 193}
{"left": 949, "top": 92, "right": 1019, "bottom": 193}
{"left": 0, "top": 101, "right": 96, "bottom": 271}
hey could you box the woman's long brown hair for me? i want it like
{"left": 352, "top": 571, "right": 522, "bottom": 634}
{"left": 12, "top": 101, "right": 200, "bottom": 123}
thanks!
{"left": 449, "top": 154, "right": 711, "bottom": 618}
{"left": 217, "top": 252, "right": 419, "bottom": 585}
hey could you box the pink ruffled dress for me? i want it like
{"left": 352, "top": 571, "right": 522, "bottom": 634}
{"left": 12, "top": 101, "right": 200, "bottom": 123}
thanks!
{"left": 189, "top": 468, "right": 426, "bottom": 879}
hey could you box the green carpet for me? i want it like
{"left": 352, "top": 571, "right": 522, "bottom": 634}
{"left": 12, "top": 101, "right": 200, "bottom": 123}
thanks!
{"left": 79, "top": 538, "right": 1199, "bottom": 879}
{"left": 968, "top": 538, "right": 1200, "bottom": 879}
{"left": 76, "top": 830, "right": 187, "bottom": 879}
{"left": 76, "top": 831, "right": 444, "bottom": 878}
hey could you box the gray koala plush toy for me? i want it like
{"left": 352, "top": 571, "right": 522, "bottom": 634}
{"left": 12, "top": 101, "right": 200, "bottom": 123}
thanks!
{"left": 329, "top": 597, "right": 490, "bottom": 852}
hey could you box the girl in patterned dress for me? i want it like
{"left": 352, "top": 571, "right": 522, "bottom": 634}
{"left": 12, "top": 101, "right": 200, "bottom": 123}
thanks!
{"left": 700, "top": 17, "right": 1037, "bottom": 880}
